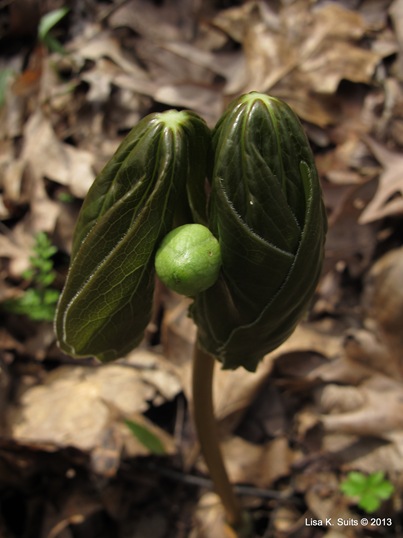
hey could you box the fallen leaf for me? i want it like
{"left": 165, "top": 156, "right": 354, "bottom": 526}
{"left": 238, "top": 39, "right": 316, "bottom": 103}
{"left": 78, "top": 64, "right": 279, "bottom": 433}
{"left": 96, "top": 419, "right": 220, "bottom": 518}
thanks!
{"left": 326, "top": 432, "right": 403, "bottom": 475}
{"left": 7, "top": 349, "right": 180, "bottom": 458}
{"left": 359, "top": 137, "right": 403, "bottom": 223}
{"left": 318, "top": 378, "right": 403, "bottom": 437}
{"left": 154, "top": 84, "right": 223, "bottom": 126}
{"left": 109, "top": 0, "right": 196, "bottom": 42}
{"left": 189, "top": 492, "right": 240, "bottom": 538}
{"left": 68, "top": 25, "right": 149, "bottom": 80}
{"left": 210, "top": 1, "right": 383, "bottom": 126}
{"left": 221, "top": 436, "right": 292, "bottom": 488}
{"left": 269, "top": 504, "right": 304, "bottom": 535}
{"left": 21, "top": 110, "right": 95, "bottom": 199}
{"left": 11, "top": 44, "right": 45, "bottom": 98}
{"left": 344, "top": 248, "right": 403, "bottom": 379}
{"left": 324, "top": 179, "right": 379, "bottom": 277}
{"left": 303, "top": 471, "right": 354, "bottom": 526}
{"left": 390, "top": 0, "right": 403, "bottom": 78}
{"left": 0, "top": 224, "right": 35, "bottom": 277}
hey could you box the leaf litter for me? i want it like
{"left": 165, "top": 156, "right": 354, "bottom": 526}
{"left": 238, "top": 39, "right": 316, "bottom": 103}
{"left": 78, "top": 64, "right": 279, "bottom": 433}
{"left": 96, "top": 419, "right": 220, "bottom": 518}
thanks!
{"left": 1, "top": 0, "right": 403, "bottom": 536}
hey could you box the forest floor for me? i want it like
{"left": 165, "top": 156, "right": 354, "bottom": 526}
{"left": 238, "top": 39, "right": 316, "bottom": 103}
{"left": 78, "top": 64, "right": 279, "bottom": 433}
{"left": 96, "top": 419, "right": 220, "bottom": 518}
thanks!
{"left": 1, "top": 0, "right": 403, "bottom": 537}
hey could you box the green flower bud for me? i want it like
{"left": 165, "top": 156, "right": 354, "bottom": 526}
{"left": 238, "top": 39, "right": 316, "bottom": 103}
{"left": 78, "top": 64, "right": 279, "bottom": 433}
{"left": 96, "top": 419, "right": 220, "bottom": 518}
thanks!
{"left": 155, "top": 224, "right": 222, "bottom": 296}
{"left": 191, "top": 92, "right": 327, "bottom": 371}
{"left": 55, "top": 110, "right": 210, "bottom": 362}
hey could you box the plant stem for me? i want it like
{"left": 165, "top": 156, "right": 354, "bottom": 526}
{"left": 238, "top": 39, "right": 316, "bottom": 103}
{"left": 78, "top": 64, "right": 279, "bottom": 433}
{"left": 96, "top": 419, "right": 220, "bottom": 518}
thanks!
{"left": 192, "top": 340, "right": 243, "bottom": 529}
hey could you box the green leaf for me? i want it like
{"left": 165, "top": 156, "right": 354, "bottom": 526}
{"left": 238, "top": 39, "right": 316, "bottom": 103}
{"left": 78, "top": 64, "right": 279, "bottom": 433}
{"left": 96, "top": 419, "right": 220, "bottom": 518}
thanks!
{"left": 57, "top": 192, "right": 75, "bottom": 203}
{"left": 38, "top": 7, "right": 69, "bottom": 42}
{"left": 340, "top": 471, "right": 367, "bottom": 496}
{"left": 340, "top": 471, "right": 394, "bottom": 514}
{"left": 358, "top": 494, "right": 381, "bottom": 513}
{"left": 2, "top": 232, "right": 59, "bottom": 322}
{"left": 0, "top": 68, "right": 14, "bottom": 108}
{"left": 38, "top": 272, "right": 56, "bottom": 287}
{"left": 376, "top": 480, "right": 395, "bottom": 500}
{"left": 125, "top": 419, "right": 166, "bottom": 455}
{"left": 55, "top": 110, "right": 210, "bottom": 362}
{"left": 191, "top": 93, "right": 327, "bottom": 370}
{"left": 3, "top": 288, "right": 59, "bottom": 321}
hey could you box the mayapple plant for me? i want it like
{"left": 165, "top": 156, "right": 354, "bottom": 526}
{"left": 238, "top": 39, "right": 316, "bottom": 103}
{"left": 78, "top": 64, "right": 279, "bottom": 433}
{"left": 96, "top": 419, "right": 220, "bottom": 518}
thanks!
{"left": 55, "top": 109, "right": 210, "bottom": 361}
{"left": 55, "top": 92, "right": 327, "bottom": 533}
{"left": 192, "top": 93, "right": 327, "bottom": 370}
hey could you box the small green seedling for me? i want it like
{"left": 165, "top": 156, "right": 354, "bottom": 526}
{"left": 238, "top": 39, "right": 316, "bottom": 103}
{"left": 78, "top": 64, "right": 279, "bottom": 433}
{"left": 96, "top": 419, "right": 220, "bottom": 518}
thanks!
{"left": 340, "top": 471, "right": 394, "bottom": 513}
{"left": 57, "top": 191, "right": 75, "bottom": 203}
{"left": 125, "top": 419, "right": 166, "bottom": 456}
{"left": 3, "top": 232, "right": 60, "bottom": 321}
{"left": 0, "top": 69, "right": 13, "bottom": 108}
{"left": 38, "top": 7, "right": 70, "bottom": 53}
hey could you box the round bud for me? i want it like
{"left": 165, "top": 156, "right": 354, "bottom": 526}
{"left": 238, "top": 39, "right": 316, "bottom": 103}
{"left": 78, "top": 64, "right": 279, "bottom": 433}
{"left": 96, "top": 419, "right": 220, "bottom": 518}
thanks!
{"left": 155, "top": 224, "right": 222, "bottom": 296}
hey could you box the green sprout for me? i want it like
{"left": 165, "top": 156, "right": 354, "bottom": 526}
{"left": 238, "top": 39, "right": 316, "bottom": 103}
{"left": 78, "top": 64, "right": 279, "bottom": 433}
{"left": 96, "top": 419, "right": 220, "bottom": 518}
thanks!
{"left": 3, "top": 232, "right": 60, "bottom": 322}
{"left": 38, "top": 7, "right": 70, "bottom": 54}
{"left": 57, "top": 191, "right": 75, "bottom": 203}
{"left": 0, "top": 68, "right": 14, "bottom": 108}
{"left": 340, "top": 471, "right": 394, "bottom": 513}
{"left": 125, "top": 419, "right": 166, "bottom": 456}
{"left": 54, "top": 93, "right": 327, "bottom": 534}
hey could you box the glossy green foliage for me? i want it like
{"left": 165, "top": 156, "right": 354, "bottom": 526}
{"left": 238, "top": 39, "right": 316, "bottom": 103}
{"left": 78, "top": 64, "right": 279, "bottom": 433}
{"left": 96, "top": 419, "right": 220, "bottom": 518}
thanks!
{"left": 55, "top": 92, "right": 326, "bottom": 370}
{"left": 55, "top": 110, "right": 210, "bottom": 361}
{"left": 191, "top": 93, "right": 327, "bottom": 370}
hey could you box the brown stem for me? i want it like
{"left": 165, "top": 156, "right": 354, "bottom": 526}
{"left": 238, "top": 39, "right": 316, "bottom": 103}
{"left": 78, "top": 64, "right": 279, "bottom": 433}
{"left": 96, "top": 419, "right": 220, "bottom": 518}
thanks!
{"left": 192, "top": 340, "right": 243, "bottom": 528}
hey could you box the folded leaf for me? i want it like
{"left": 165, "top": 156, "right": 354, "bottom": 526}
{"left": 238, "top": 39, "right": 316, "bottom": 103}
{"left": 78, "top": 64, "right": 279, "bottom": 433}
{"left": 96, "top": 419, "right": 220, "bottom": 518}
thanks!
{"left": 191, "top": 93, "right": 327, "bottom": 370}
{"left": 55, "top": 110, "right": 210, "bottom": 361}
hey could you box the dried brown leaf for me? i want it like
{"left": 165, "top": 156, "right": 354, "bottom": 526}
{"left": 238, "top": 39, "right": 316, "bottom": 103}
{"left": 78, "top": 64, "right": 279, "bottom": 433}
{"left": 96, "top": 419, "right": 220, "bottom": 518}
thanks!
{"left": 304, "top": 472, "right": 353, "bottom": 526}
{"left": 0, "top": 224, "right": 35, "bottom": 277}
{"left": 69, "top": 26, "right": 148, "bottom": 80}
{"left": 109, "top": 0, "right": 195, "bottom": 42}
{"left": 324, "top": 180, "right": 378, "bottom": 277}
{"left": 189, "top": 492, "right": 239, "bottom": 538}
{"left": 323, "top": 431, "right": 403, "bottom": 475}
{"left": 359, "top": 137, "right": 403, "bottom": 223}
{"left": 7, "top": 349, "right": 180, "bottom": 458}
{"left": 343, "top": 248, "right": 403, "bottom": 380}
{"left": 390, "top": 0, "right": 403, "bottom": 78}
{"left": 221, "top": 436, "right": 292, "bottom": 488}
{"left": 211, "top": 2, "right": 383, "bottom": 126}
{"left": 22, "top": 111, "right": 95, "bottom": 198}
{"left": 154, "top": 84, "right": 223, "bottom": 126}
{"left": 301, "top": 41, "right": 381, "bottom": 93}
